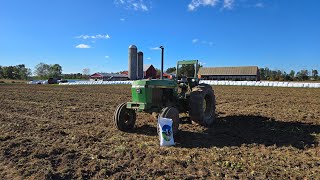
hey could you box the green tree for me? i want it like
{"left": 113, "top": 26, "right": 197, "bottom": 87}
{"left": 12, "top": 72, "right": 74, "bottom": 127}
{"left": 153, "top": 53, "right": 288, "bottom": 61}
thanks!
{"left": 166, "top": 67, "right": 176, "bottom": 74}
{"left": 2, "top": 66, "right": 14, "bottom": 79}
{"left": 34, "top": 63, "right": 62, "bottom": 78}
{"left": 15, "top": 64, "right": 31, "bottom": 80}
{"left": 297, "top": 70, "right": 309, "bottom": 81}
{"left": 177, "top": 64, "right": 201, "bottom": 78}
{"left": 263, "top": 67, "right": 271, "bottom": 80}
{"left": 49, "top": 64, "right": 62, "bottom": 77}
{"left": 0, "top": 64, "right": 31, "bottom": 80}
{"left": 275, "top": 70, "right": 283, "bottom": 81}
{"left": 289, "top": 70, "right": 295, "bottom": 81}
{"left": 259, "top": 68, "right": 266, "bottom": 80}
{"left": 312, "top": 69, "right": 318, "bottom": 80}
{"left": 0, "top": 66, "right": 3, "bottom": 79}
{"left": 34, "top": 63, "right": 50, "bottom": 78}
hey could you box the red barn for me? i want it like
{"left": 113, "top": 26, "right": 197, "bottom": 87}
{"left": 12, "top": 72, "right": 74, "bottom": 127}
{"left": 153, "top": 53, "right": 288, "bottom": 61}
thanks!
{"left": 143, "top": 65, "right": 157, "bottom": 79}
{"left": 89, "top": 73, "right": 128, "bottom": 81}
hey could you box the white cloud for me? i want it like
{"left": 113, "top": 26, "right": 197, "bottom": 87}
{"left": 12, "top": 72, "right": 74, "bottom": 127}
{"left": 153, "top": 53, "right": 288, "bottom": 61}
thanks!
{"left": 150, "top": 47, "right": 160, "bottom": 51}
{"left": 140, "top": 4, "right": 148, "bottom": 11}
{"left": 75, "top": 44, "right": 91, "bottom": 49}
{"left": 120, "top": 18, "right": 125, "bottom": 21}
{"left": 255, "top": 2, "right": 264, "bottom": 8}
{"left": 223, "top": 0, "right": 234, "bottom": 9}
{"left": 188, "top": 0, "right": 265, "bottom": 11}
{"left": 192, "top": 38, "right": 214, "bottom": 46}
{"left": 146, "top": 57, "right": 151, "bottom": 60}
{"left": 76, "top": 34, "right": 111, "bottom": 40}
{"left": 188, "top": 0, "right": 219, "bottom": 11}
{"left": 192, "top": 38, "right": 199, "bottom": 43}
{"left": 105, "top": 56, "right": 110, "bottom": 59}
{"left": 114, "top": 0, "right": 150, "bottom": 11}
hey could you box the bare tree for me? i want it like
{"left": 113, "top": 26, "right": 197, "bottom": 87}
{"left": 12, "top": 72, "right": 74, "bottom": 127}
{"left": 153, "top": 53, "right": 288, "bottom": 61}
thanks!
{"left": 82, "top": 68, "right": 90, "bottom": 75}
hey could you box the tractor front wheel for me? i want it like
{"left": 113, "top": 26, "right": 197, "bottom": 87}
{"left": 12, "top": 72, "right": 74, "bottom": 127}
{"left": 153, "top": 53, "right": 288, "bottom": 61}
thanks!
{"left": 113, "top": 102, "right": 136, "bottom": 132}
{"left": 159, "top": 107, "right": 180, "bottom": 136}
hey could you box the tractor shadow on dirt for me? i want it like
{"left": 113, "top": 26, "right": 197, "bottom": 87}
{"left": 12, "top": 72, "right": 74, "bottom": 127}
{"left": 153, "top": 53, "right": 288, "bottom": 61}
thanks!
{"left": 133, "top": 115, "right": 320, "bottom": 149}
{"left": 177, "top": 115, "right": 320, "bottom": 149}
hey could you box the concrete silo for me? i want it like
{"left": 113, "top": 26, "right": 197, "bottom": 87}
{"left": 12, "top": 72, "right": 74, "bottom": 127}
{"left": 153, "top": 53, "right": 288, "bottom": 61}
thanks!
{"left": 137, "top": 51, "right": 144, "bottom": 79}
{"left": 128, "top": 45, "right": 138, "bottom": 80}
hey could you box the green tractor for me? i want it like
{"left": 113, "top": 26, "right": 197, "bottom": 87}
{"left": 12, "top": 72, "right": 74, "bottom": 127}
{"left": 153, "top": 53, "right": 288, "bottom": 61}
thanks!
{"left": 113, "top": 46, "right": 215, "bottom": 136}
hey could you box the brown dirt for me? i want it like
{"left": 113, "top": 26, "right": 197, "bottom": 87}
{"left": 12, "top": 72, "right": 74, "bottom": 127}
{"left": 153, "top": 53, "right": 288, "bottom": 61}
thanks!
{"left": 0, "top": 84, "right": 319, "bottom": 179}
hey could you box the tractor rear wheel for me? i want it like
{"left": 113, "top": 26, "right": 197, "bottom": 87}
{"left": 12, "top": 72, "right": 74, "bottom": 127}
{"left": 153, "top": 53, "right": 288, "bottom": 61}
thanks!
{"left": 113, "top": 102, "right": 136, "bottom": 132}
{"left": 189, "top": 84, "right": 216, "bottom": 126}
{"left": 159, "top": 107, "right": 180, "bottom": 136}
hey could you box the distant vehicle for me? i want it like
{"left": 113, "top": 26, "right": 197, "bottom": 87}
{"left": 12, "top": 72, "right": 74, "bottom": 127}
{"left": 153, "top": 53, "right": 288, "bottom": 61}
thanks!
{"left": 59, "top": 79, "right": 68, "bottom": 83}
{"left": 48, "top": 78, "right": 60, "bottom": 84}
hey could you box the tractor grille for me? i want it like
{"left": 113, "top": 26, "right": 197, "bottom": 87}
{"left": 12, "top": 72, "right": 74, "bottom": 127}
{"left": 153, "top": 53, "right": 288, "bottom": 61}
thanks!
{"left": 152, "top": 88, "right": 163, "bottom": 106}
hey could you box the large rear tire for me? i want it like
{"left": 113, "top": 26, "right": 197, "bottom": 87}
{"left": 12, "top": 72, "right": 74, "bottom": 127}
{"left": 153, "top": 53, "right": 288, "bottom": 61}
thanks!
{"left": 189, "top": 84, "right": 216, "bottom": 126}
{"left": 159, "top": 107, "right": 180, "bottom": 136}
{"left": 113, "top": 102, "right": 136, "bottom": 132}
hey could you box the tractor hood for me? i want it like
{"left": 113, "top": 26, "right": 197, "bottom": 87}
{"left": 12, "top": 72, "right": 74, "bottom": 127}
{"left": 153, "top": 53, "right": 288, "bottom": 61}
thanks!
{"left": 132, "top": 79, "right": 176, "bottom": 89}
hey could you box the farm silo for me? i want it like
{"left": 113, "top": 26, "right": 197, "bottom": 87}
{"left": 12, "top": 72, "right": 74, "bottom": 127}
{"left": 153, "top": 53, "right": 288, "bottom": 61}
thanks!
{"left": 128, "top": 45, "right": 138, "bottom": 80}
{"left": 137, "top": 51, "right": 143, "bottom": 79}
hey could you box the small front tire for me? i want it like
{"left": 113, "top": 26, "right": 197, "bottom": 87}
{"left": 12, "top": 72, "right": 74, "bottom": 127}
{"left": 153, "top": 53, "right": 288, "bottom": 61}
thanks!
{"left": 113, "top": 102, "right": 136, "bottom": 132}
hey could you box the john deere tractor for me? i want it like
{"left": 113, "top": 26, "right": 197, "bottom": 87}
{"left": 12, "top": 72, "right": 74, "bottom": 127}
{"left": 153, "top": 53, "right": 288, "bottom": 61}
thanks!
{"left": 113, "top": 46, "right": 215, "bottom": 135}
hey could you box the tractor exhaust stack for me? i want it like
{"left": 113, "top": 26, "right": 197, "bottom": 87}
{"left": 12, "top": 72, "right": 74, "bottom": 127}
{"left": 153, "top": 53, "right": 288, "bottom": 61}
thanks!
{"left": 160, "top": 46, "right": 164, "bottom": 80}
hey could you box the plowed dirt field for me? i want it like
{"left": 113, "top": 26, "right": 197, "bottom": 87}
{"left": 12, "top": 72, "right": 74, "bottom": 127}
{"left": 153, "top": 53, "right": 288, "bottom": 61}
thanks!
{"left": 0, "top": 84, "right": 319, "bottom": 179}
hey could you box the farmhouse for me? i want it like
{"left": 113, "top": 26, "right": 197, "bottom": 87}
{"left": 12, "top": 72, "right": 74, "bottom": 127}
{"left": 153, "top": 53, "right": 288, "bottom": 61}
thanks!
{"left": 198, "top": 66, "right": 260, "bottom": 81}
{"left": 90, "top": 73, "right": 129, "bottom": 81}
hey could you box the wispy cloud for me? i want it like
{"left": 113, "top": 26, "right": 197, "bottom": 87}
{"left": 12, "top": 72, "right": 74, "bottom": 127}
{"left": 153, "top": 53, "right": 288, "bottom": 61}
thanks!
{"left": 146, "top": 57, "right": 151, "bottom": 60}
{"left": 114, "top": 0, "right": 150, "bottom": 11}
{"left": 75, "top": 44, "right": 91, "bottom": 49}
{"left": 150, "top": 47, "right": 160, "bottom": 51}
{"left": 192, "top": 38, "right": 214, "bottom": 46}
{"left": 254, "top": 2, "right": 264, "bottom": 8}
{"left": 199, "top": 61, "right": 207, "bottom": 66}
{"left": 192, "top": 38, "right": 199, "bottom": 43}
{"left": 188, "top": 0, "right": 219, "bottom": 11}
{"left": 223, "top": 0, "right": 234, "bottom": 10}
{"left": 105, "top": 56, "right": 110, "bottom": 59}
{"left": 76, "top": 34, "right": 110, "bottom": 40}
{"left": 120, "top": 18, "right": 125, "bottom": 22}
{"left": 188, "top": 0, "right": 265, "bottom": 11}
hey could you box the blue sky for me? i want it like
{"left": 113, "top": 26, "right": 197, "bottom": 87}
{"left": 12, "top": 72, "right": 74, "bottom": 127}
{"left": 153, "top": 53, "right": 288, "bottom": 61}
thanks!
{"left": 0, "top": 0, "right": 319, "bottom": 74}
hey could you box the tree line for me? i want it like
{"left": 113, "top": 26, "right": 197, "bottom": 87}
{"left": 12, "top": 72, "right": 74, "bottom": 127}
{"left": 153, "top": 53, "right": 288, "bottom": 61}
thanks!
{"left": 34, "top": 63, "right": 90, "bottom": 80}
{"left": 1, "top": 63, "right": 319, "bottom": 81}
{"left": 0, "top": 63, "right": 90, "bottom": 80}
{"left": 259, "top": 68, "right": 319, "bottom": 81}
{"left": 0, "top": 64, "right": 31, "bottom": 80}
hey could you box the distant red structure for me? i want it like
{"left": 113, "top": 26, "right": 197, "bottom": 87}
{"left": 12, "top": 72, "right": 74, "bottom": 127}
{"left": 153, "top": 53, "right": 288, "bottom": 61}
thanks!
{"left": 157, "top": 73, "right": 173, "bottom": 79}
{"left": 120, "top": 71, "right": 129, "bottom": 75}
{"left": 163, "top": 73, "right": 173, "bottom": 79}
{"left": 143, "top": 65, "right": 157, "bottom": 79}
{"left": 89, "top": 73, "right": 128, "bottom": 81}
